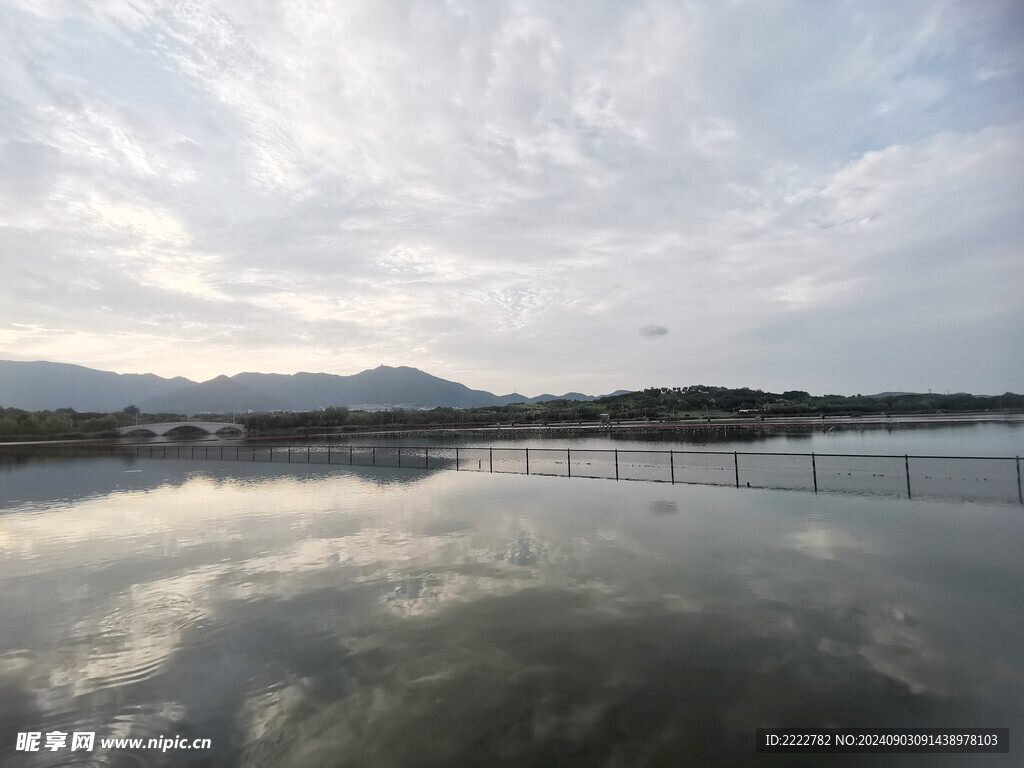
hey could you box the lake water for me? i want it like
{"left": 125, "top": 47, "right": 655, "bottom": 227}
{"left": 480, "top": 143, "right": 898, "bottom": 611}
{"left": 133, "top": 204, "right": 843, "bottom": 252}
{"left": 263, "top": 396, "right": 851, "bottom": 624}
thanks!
{"left": 351, "top": 420, "right": 1024, "bottom": 457}
{"left": 1, "top": 428, "right": 1022, "bottom": 766}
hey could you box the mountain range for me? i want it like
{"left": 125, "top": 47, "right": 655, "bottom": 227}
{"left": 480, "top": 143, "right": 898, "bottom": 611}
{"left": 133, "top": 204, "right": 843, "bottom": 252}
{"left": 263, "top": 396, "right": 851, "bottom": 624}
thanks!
{"left": 0, "top": 360, "right": 629, "bottom": 413}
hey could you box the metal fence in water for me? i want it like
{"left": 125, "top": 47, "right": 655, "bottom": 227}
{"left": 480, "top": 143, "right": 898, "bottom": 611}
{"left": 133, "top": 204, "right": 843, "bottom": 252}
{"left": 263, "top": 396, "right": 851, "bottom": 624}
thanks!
{"left": 123, "top": 443, "right": 1024, "bottom": 504}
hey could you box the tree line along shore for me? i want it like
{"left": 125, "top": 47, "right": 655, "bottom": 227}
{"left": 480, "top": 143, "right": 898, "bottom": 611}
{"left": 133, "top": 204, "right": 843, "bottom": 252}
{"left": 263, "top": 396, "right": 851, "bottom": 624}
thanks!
{"left": 1, "top": 387, "right": 1021, "bottom": 441}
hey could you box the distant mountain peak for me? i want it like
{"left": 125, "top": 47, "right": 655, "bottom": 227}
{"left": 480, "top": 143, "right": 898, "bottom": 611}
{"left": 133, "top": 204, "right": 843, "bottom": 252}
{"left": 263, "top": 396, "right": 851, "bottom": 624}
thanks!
{"left": 0, "top": 359, "right": 624, "bottom": 412}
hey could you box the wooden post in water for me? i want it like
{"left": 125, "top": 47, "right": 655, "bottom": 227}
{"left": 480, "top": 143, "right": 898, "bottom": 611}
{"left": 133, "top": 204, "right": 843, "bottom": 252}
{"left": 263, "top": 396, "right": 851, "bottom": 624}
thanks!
{"left": 349, "top": 446, "right": 353, "bottom": 465}
{"left": 1017, "top": 456, "right": 1022, "bottom": 504}
{"left": 287, "top": 447, "right": 291, "bottom": 463}
{"left": 328, "top": 446, "right": 332, "bottom": 464}
{"left": 615, "top": 449, "right": 619, "bottom": 481}
{"left": 734, "top": 452, "right": 739, "bottom": 488}
{"left": 567, "top": 448, "right": 572, "bottom": 478}
{"left": 812, "top": 452, "right": 818, "bottom": 493}
{"left": 489, "top": 447, "right": 493, "bottom": 473}
{"left": 398, "top": 447, "right": 402, "bottom": 467}
{"left": 670, "top": 450, "right": 674, "bottom": 484}
{"left": 455, "top": 447, "right": 459, "bottom": 470}
{"left": 425, "top": 447, "right": 429, "bottom": 469}
{"left": 270, "top": 446, "right": 273, "bottom": 462}
{"left": 525, "top": 447, "right": 530, "bottom": 475}
{"left": 307, "top": 446, "right": 310, "bottom": 462}
{"left": 905, "top": 454, "right": 912, "bottom": 499}
{"left": 372, "top": 447, "right": 376, "bottom": 466}
{"left": 220, "top": 446, "right": 224, "bottom": 460}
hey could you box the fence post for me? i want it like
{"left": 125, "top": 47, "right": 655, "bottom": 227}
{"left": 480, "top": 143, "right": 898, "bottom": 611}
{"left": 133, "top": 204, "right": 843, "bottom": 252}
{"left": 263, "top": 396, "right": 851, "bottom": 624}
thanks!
{"left": 525, "top": 447, "right": 530, "bottom": 475}
{"left": 567, "top": 448, "right": 572, "bottom": 478}
{"left": 455, "top": 447, "right": 459, "bottom": 470}
{"left": 734, "top": 452, "right": 739, "bottom": 488}
{"left": 615, "top": 449, "right": 619, "bottom": 481}
{"left": 489, "top": 447, "right": 493, "bottom": 473}
{"left": 812, "top": 452, "right": 818, "bottom": 493}
{"left": 1017, "top": 456, "right": 1022, "bottom": 505}
{"left": 670, "top": 450, "right": 674, "bottom": 484}
{"left": 905, "top": 454, "right": 912, "bottom": 499}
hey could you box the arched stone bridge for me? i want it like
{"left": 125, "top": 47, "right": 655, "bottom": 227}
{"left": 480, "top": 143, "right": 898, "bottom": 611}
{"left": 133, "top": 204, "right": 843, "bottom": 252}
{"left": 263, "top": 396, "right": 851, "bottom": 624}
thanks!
{"left": 118, "top": 421, "right": 246, "bottom": 437}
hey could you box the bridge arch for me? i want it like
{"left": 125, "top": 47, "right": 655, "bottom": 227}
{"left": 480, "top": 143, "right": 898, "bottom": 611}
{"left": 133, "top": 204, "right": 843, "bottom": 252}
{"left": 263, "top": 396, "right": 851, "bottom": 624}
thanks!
{"left": 117, "top": 421, "right": 247, "bottom": 437}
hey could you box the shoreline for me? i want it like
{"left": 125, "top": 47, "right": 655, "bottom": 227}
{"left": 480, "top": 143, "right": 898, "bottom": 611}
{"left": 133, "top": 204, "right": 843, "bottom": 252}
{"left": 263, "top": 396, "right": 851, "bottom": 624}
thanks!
{"left": 242, "top": 412, "right": 1024, "bottom": 442}
{"left": 1, "top": 411, "right": 1021, "bottom": 448}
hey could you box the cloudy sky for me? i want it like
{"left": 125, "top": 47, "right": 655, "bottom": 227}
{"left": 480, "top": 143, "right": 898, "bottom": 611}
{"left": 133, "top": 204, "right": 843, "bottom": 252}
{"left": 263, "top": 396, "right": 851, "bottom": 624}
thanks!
{"left": 1, "top": 0, "right": 1021, "bottom": 397}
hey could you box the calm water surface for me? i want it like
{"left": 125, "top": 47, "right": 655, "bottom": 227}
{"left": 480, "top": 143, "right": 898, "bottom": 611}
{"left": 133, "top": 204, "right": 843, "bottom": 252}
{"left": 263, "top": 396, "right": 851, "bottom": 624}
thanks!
{"left": 0, "top": 450, "right": 1022, "bottom": 766}
{"left": 355, "top": 420, "right": 1024, "bottom": 456}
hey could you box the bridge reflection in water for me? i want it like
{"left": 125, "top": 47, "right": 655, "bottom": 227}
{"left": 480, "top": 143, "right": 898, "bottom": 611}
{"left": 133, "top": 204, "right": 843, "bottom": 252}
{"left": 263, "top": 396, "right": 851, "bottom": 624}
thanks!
{"left": 119, "top": 443, "right": 1024, "bottom": 505}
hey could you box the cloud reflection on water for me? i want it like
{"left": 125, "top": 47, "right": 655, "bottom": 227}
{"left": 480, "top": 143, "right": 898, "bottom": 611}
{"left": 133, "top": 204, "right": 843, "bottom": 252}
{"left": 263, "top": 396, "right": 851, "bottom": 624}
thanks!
{"left": 0, "top": 460, "right": 1021, "bottom": 766}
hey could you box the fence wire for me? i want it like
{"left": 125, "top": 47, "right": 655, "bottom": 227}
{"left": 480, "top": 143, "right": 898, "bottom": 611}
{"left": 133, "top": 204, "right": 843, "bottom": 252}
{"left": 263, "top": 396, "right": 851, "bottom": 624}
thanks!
{"left": 119, "top": 444, "right": 1024, "bottom": 504}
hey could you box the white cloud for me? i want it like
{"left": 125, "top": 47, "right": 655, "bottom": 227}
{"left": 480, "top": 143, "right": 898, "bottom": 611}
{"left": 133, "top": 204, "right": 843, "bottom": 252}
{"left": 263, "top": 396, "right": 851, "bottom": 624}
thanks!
{"left": 0, "top": 0, "right": 1021, "bottom": 394}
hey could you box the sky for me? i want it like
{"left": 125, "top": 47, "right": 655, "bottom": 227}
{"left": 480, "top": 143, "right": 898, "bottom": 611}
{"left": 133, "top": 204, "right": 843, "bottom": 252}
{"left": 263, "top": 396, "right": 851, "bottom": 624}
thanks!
{"left": 1, "top": 0, "right": 1022, "bottom": 397}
